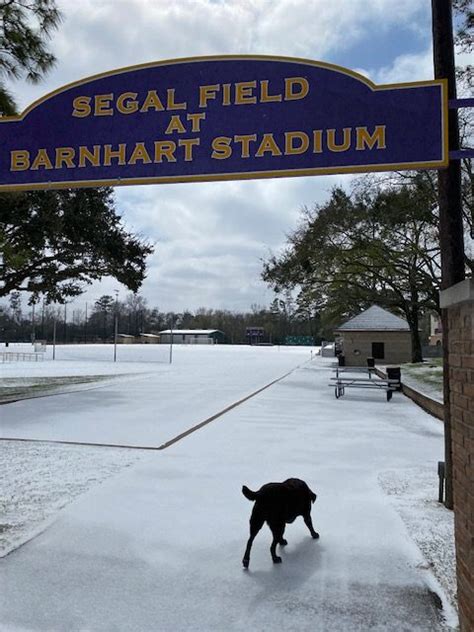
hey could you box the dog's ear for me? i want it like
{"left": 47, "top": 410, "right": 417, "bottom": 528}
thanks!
{"left": 310, "top": 491, "right": 317, "bottom": 503}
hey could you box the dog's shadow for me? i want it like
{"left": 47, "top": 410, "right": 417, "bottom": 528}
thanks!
{"left": 244, "top": 536, "right": 323, "bottom": 613}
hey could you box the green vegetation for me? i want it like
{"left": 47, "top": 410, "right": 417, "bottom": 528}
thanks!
{"left": 262, "top": 177, "right": 443, "bottom": 362}
{"left": 0, "top": 188, "right": 154, "bottom": 303}
{"left": 401, "top": 359, "right": 443, "bottom": 391}
{"left": 0, "top": 3, "right": 154, "bottom": 303}
{"left": 0, "top": 0, "right": 62, "bottom": 115}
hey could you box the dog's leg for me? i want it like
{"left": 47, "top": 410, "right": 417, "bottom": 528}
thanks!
{"left": 242, "top": 510, "right": 264, "bottom": 569}
{"left": 269, "top": 522, "right": 285, "bottom": 563}
{"left": 303, "top": 510, "right": 319, "bottom": 539}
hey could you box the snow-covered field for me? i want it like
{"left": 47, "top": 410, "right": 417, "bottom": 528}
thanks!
{"left": 0, "top": 344, "right": 456, "bottom": 631}
{"left": 0, "top": 343, "right": 313, "bottom": 445}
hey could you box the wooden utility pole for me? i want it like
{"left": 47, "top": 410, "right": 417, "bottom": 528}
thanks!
{"left": 431, "top": 0, "right": 465, "bottom": 509}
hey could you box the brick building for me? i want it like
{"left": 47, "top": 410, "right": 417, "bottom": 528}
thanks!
{"left": 334, "top": 305, "right": 412, "bottom": 366}
{"left": 440, "top": 279, "right": 474, "bottom": 631}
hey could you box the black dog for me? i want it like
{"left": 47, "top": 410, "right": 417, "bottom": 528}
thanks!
{"left": 242, "top": 478, "right": 319, "bottom": 568}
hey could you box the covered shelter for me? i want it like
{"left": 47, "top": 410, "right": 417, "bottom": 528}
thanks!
{"left": 334, "top": 305, "right": 412, "bottom": 366}
{"left": 139, "top": 333, "right": 160, "bottom": 344}
{"left": 117, "top": 334, "right": 136, "bottom": 344}
{"left": 158, "top": 329, "right": 224, "bottom": 344}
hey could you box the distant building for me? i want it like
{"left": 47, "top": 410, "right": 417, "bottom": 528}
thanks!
{"left": 334, "top": 305, "right": 412, "bottom": 366}
{"left": 246, "top": 327, "right": 265, "bottom": 345}
{"left": 320, "top": 341, "right": 336, "bottom": 357}
{"left": 428, "top": 314, "right": 443, "bottom": 346}
{"left": 158, "top": 329, "right": 224, "bottom": 344}
{"left": 117, "top": 334, "right": 136, "bottom": 344}
{"left": 139, "top": 333, "right": 160, "bottom": 344}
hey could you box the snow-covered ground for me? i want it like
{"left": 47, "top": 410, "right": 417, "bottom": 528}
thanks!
{"left": 0, "top": 343, "right": 313, "bottom": 445}
{"left": 0, "top": 345, "right": 456, "bottom": 630}
{"left": 0, "top": 440, "right": 139, "bottom": 557}
{"left": 399, "top": 362, "right": 443, "bottom": 403}
{"left": 379, "top": 469, "right": 456, "bottom": 617}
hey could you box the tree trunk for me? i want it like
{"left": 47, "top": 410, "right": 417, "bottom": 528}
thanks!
{"left": 410, "top": 322, "right": 424, "bottom": 363}
{"left": 405, "top": 307, "right": 423, "bottom": 363}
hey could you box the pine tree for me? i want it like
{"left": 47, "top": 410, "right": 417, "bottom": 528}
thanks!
{"left": 0, "top": 0, "right": 62, "bottom": 114}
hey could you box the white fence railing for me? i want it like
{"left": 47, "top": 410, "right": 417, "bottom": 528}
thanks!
{"left": 1, "top": 352, "right": 45, "bottom": 362}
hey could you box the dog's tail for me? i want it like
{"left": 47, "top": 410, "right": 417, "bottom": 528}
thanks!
{"left": 242, "top": 485, "right": 258, "bottom": 501}
{"left": 310, "top": 490, "right": 317, "bottom": 503}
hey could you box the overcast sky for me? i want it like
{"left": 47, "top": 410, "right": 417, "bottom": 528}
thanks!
{"left": 11, "top": 0, "right": 446, "bottom": 313}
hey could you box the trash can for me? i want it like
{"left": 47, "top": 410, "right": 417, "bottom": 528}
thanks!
{"left": 366, "top": 357, "right": 375, "bottom": 368}
{"left": 386, "top": 367, "right": 402, "bottom": 390}
{"left": 338, "top": 355, "right": 345, "bottom": 367}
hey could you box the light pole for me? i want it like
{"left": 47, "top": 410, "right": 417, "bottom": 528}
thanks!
{"left": 84, "top": 301, "right": 88, "bottom": 344}
{"left": 52, "top": 316, "right": 56, "bottom": 360}
{"left": 113, "top": 290, "right": 119, "bottom": 362}
{"left": 169, "top": 316, "right": 175, "bottom": 364}
{"left": 31, "top": 301, "right": 36, "bottom": 344}
{"left": 63, "top": 302, "right": 67, "bottom": 344}
{"left": 41, "top": 299, "right": 45, "bottom": 340}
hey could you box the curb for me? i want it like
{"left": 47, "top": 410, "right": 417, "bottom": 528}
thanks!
{"left": 375, "top": 368, "right": 444, "bottom": 421}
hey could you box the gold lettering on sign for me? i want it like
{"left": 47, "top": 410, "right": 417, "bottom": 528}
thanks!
{"left": 140, "top": 90, "right": 165, "bottom": 113}
{"left": 211, "top": 136, "right": 232, "bottom": 159}
{"left": 179, "top": 138, "right": 200, "bottom": 161}
{"left": 234, "top": 134, "right": 257, "bottom": 158}
{"left": 31, "top": 149, "right": 53, "bottom": 170}
{"left": 78, "top": 145, "right": 101, "bottom": 167}
{"left": 72, "top": 96, "right": 92, "bottom": 118}
{"left": 255, "top": 133, "right": 282, "bottom": 157}
{"left": 11, "top": 150, "right": 30, "bottom": 171}
{"left": 94, "top": 94, "right": 114, "bottom": 116}
{"left": 103, "top": 144, "right": 126, "bottom": 166}
{"left": 117, "top": 92, "right": 139, "bottom": 115}
{"left": 154, "top": 141, "right": 177, "bottom": 163}
{"left": 327, "top": 128, "right": 352, "bottom": 152}
{"left": 285, "top": 132, "right": 309, "bottom": 155}
{"left": 284, "top": 77, "right": 309, "bottom": 101}
{"left": 356, "top": 126, "right": 386, "bottom": 150}
{"left": 128, "top": 142, "right": 152, "bottom": 165}
{"left": 165, "top": 115, "right": 187, "bottom": 135}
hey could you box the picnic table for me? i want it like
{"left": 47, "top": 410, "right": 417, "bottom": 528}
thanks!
{"left": 329, "top": 366, "right": 400, "bottom": 401}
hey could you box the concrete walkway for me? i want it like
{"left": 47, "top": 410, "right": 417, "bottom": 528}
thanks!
{"left": 0, "top": 359, "right": 447, "bottom": 631}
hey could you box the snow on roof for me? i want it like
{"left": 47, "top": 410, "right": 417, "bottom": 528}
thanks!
{"left": 335, "top": 305, "right": 410, "bottom": 331}
{"left": 158, "top": 329, "right": 222, "bottom": 335}
{"left": 139, "top": 333, "right": 160, "bottom": 338}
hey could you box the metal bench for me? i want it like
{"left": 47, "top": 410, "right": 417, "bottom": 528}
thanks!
{"left": 329, "top": 367, "right": 400, "bottom": 401}
{"left": 333, "top": 366, "right": 376, "bottom": 378}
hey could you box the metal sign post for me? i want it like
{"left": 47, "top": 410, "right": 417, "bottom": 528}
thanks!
{"left": 431, "top": 0, "right": 467, "bottom": 512}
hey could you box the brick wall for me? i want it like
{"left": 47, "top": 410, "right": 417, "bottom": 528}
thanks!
{"left": 340, "top": 331, "right": 412, "bottom": 366}
{"left": 442, "top": 280, "right": 474, "bottom": 631}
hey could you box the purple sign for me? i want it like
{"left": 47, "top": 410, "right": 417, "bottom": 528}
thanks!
{"left": 0, "top": 55, "right": 448, "bottom": 191}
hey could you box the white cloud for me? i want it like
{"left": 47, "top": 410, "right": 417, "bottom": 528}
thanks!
{"left": 368, "top": 48, "right": 434, "bottom": 84}
{"left": 13, "top": 0, "right": 429, "bottom": 110}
